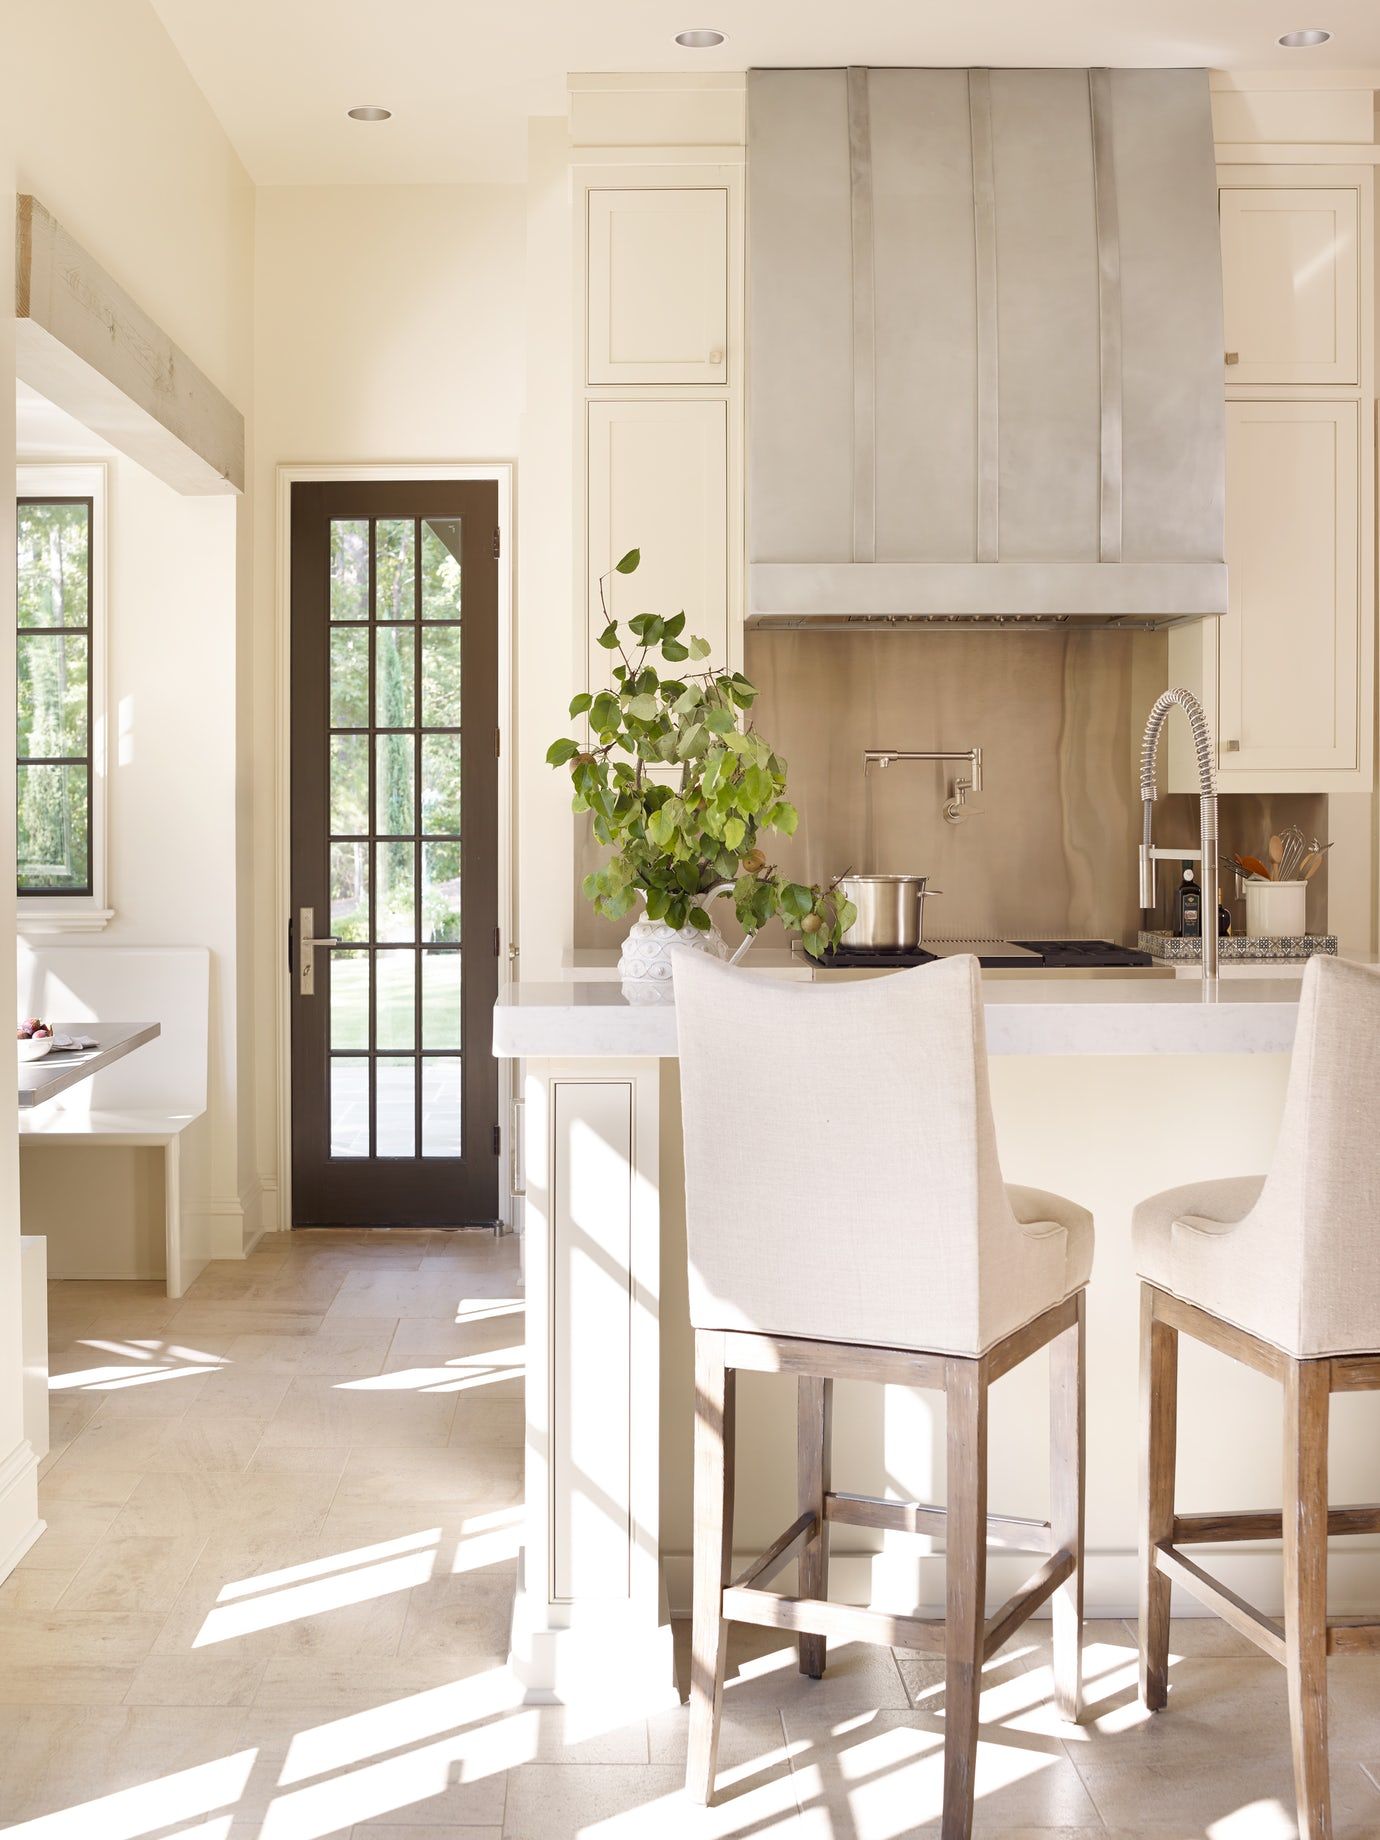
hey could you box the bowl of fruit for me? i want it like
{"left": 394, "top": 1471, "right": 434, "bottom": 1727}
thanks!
{"left": 17, "top": 1020, "right": 54, "bottom": 1063}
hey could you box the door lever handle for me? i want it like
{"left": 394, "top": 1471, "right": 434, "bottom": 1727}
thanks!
{"left": 306, "top": 936, "right": 343, "bottom": 950}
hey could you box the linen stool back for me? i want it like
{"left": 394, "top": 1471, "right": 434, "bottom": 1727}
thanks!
{"left": 674, "top": 949, "right": 1052, "bottom": 1355}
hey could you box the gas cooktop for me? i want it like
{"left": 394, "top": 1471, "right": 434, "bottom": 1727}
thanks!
{"left": 820, "top": 938, "right": 1155, "bottom": 971}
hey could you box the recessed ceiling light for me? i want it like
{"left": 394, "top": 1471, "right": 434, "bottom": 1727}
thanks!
{"left": 1277, "top": 27, "right": 1332, "bottom": 46}
{"left": 675, "top": 27, "right": 725, "bottom": 48}
{"left": 347, "top": 104, "right": 392, "bottom": 121}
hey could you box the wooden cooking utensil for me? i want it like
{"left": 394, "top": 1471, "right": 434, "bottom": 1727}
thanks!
{"left": 1303, "top": 852, "right": 1325, "bottom": 881}
{"left": 1238, "top": 853, "right": 1272, "bottom": 881}
{"left": 1268, "top": 834, "right": 1284, "bottom": 877}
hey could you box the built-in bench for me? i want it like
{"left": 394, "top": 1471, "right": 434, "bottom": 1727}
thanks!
{"left": 17, "top": 944, "right": 210, "bottom": 1297}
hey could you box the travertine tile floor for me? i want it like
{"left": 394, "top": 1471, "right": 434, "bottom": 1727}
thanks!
{"left": 4, "top": 1228, "right": 1380, "bottom": 1838}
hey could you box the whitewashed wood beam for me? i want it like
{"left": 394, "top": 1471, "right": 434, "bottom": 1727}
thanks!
{"left": 15, "top": 195, "right": 244, "bottom": 496}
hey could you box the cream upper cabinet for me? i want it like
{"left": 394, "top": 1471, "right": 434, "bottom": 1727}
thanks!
{"left": 1219, "top": 186, "right": 1359, "bottom": 385}
{"left": 1218, "top": 399, "right": 1360, "bottom": 775}
{"left": 586, "top": 399, "right": 730, "bottom": 690}
{"left": 586, "top": 189, "right": 728, "bottom": 385}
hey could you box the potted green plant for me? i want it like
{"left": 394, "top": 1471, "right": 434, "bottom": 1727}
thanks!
{"left": 547, "top": 548, "right": 855, "bottom": 982}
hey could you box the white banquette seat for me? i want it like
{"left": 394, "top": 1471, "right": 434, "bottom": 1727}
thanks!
{"left": 17, "top": 944, "right": 210, "bottom": 1297}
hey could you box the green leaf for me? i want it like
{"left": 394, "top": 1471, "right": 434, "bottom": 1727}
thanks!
{"left": 723, "top": 816, "right": 746, "bottom": 851}
{"left": 802, "top": 928, "right": 826, "bottom": 960}
{"left": 568, "top": 692, "right": 593, "bottom": 717}
{"left": 705, "top": 706, "right": 735, "bottom": 735}
{"left": 673, "top": 686, "right": 701, "bottom": 717}
{"left": 590, "top": 692, "right": 621, "bottom": 733}
{"left": 597, "top": 622, "right": 620, "bottom": 649}
{"left": 615, "top": 548, "right": 641, "bottom": 574}
{"left": 768, "top": 800, "right": 799, "bottom": 836}
{"left": 780, "top": 881, "right": 813, "bottom": 919}
{"left": 664, "top": 611, "right": 686, "bottom": 639}
{"left": 685, "top": 905, "right": 711, "bottom": 932}
{"left": 546, "top": 738, "right": 578, "bottom": 767}
{"left": 644, "top": 886, "right": 669, "bottom": 921}
{"left": 688, "top": 635, "right": 712, "bottom": 661}
{"left": 661, "top": 639, "right": 689, "bottom": 662}
{"left": 626, "top": 693, "right": 658, "bottom": 721}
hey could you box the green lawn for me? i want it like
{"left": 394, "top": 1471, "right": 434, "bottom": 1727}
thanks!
{"left": 330, "top": 951, "right": 460, "bottom": 1051}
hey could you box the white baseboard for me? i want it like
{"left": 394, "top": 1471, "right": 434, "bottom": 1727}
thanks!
{"left": 0, "top": 1439, "right": 43, "bottom": 1587}
{"left": 661, "top": 1543, "right": 1380, "bottom": 1623}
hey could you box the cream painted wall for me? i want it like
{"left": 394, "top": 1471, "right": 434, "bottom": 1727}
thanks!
{"left": 251, "top": 182, "right": 526, "bottom": 1218}
{"left": 0, "top": 83, "right": 41, "bottom": 1579}
{"left": 1, "top": 0, "right": 254, "bottom": 1580}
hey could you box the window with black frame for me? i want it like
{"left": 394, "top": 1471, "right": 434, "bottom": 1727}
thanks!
{"left": 16, "top": 497, "right": 93, "bottom": 896}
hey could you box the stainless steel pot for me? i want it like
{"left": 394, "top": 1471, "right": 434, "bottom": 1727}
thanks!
{"left": 837, "top": 874, "right": 941, "bottom": 951}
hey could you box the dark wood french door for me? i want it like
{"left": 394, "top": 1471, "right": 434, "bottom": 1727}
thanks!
{"left": 289, "top": 480, "right": 499, "bottom": 1226}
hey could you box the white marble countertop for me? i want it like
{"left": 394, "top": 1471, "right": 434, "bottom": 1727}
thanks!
{"left": 494, "top": 972, "right": 1303, "bottom": 1059}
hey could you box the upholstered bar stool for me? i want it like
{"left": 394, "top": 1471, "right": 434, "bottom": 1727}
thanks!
{"left": 1134, "top": 955, "right": 1380, "bottom": 1840}
{"left": 673, "top": 950, "right": 1094, "bottom": 1839}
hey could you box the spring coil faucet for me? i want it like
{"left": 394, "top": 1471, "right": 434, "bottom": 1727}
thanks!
{"left": 1139, "top": 688, "right": 1219, "bottom": 987}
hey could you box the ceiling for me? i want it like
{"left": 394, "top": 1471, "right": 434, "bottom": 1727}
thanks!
{"left": 148, "top": 0, "right": 1380, "bottom": 186}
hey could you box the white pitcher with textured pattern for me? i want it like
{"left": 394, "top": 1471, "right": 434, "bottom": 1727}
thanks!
{"left": 618, "top": 883, "right": 752, "bottom": 985}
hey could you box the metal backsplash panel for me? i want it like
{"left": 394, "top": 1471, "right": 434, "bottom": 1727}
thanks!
{"left": 572, "top": 628, "right": 1327, "bottom": 949}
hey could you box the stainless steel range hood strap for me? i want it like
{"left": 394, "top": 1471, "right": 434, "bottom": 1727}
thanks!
{"left": 847, "top": 67, "right": 877, "bottom": 563}
{"left": 1088, "top": 68, "right": 1123, "bottom": 565}
{"left": 968, "top": 69, "right": 1000, "bottom": 564}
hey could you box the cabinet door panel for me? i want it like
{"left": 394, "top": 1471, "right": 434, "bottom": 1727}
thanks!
{"left": 1220, "top": 401, "right": 1358, "bottom": 773}
{"left": 587, "top": 189, "right": 727, "bottom": 385}
{"left": 587, "top": 400, "right": 729, "bottom": 697}
{"left": 1220, "top": 187, "right": 1359, "bottom": 385}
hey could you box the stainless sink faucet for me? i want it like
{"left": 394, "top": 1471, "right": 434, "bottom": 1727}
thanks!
{"left": 1139, "top": 689, "right": 1219, "bottom": 986}
{"left": 863, "top": 747, "right": 983, "bottom": 824}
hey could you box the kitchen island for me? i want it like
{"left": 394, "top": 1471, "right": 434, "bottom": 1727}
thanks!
{"left": 495, "top": 968, "right": 1375, "bottom": 1705}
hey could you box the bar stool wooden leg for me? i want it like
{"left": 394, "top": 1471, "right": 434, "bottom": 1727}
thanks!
{"left": 942, "top": 1355, "right": 989, "bottom": 1840}
{"left": 1139, "top": 1284, "right": 1177, "bottom": 1711}
{"left": 1050, "top": 1289, "right": 1086, "bottom": 1720}
{"left": 687, "top": 1329, "right": 735, "bottom": 1806}
{"left": 796, "top": 1375, "right": 833, "bottom": 1679}
{"left": 1284, "top": 1358, "right": 1332, "bottom": 1840}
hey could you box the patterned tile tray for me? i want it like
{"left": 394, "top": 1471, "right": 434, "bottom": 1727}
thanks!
{"left": 1138, "top": 931, "right": 1338, "bottom": 963}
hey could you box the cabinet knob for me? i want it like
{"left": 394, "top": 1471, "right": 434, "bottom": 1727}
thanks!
{"left": 708, "top": 347, "right": 724, "bottom": 366}
{"left": 1222, "top": 739, "right": 1241, "bottom": 753}
{"left": 1224, "top": 351, "right": 1240, "bottom": 366}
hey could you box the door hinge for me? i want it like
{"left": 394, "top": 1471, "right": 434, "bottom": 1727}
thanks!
{"left": 492, "top": 526, "right": 501, "bottom": 559}
{"left": 492, "top": 1123, "right": 502, "bottom": 1156}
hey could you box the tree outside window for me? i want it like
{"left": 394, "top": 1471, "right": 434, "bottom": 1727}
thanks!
{"left": 17, "top": 498, "right": 93, "bottom": 895}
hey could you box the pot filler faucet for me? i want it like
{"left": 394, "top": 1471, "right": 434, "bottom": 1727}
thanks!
{"left": 863, "top": 748, "right": 983, "bottom": 825}
{"left": 1139, "top": 688, "right": 1219, "bottom": 987}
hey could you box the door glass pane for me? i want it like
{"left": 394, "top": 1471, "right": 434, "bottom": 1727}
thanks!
{"left": 330, "top": 843, "right": 369, "bottom": 942}
{"left": 18, "top": 763, "right": 89, "bottom": 891}
{"left": 17, "top": 632, "right": 88, "bottom": 756}
{"left": 422, "top": 843, "right": 461, "bottom": 942}
{"left": 329, "top": 520, "right": 369, "bottom": 621}
{"left": 421, "top": 735, "right": 461, "bottom": 834}
{"left": 330, "top": 628, "right": 369, "bottom": 727}
{"left": 422, "top": 1059, "right": 462, "bottom": 1157}
{"left": 376, "top": 951, "right": 416, "bottom": 1051}
{"left": 374, "top": 627, "right": 415, "bottom": 729}
{"left": 421, "top": 519, "right": 462, "bottom": 620}
{"left": 330, "top": 1058, "right": 369, "bottom": 1156}
{"left": 421, "top": 626, "right": 461, "bottom": 727}
{"left": 375, "top": 735, "right": 414, "bottom": 835}
{"left": 422, "top": 950, "right": 461, "bottom": 1049}
{"left": 330, "top": 735, "right": 369, "bottom": 835}
{"left": 17, "top": 502, "right": 90, "bottom": 628}
{"left": 376, "top": 841, "right": 415, "bottom": 941}
{"left": 376, "top": 1057, "right": 416, "bottom": 1156}
{"left": 330, "top": 950, "right": 369, "bottom": 1049}
{"left": 375, "top": 520, "right": 415, "bottom": 622}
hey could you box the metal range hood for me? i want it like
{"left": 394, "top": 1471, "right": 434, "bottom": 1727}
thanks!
{"left": 747, "top": 67, "right": 1227, "bottom": 629}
